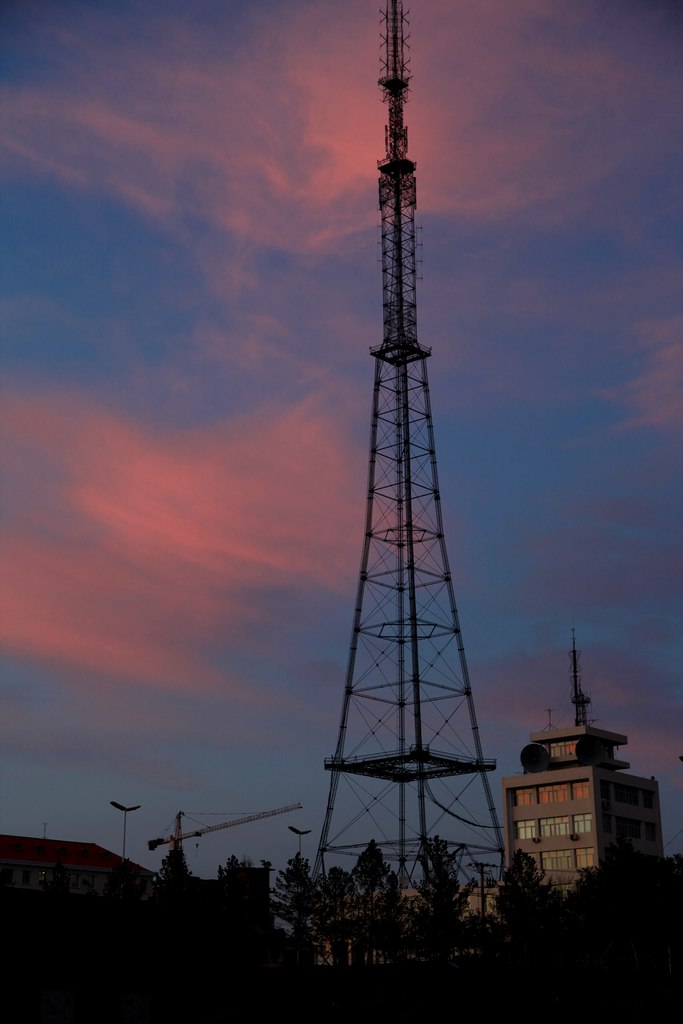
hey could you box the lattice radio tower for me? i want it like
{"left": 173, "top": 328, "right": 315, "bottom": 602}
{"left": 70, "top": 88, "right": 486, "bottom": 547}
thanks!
{"left": 314, "top": 1, "right": 504, "bottom": 885}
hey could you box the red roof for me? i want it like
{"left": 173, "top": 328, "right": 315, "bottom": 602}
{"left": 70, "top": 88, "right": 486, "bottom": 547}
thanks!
{"left": 0, "top": 835, "right": 153, "bottom": 875}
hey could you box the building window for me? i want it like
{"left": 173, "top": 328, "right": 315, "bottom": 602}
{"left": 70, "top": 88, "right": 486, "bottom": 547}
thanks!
{"left": 571, "top": 780, "right": 590, "bottom": 800}
{"left": 616, "top": 817, "right": 640, "bottom": 839}
{"left": 614, "top": 784, "right": 639, "bottom": 806}
{"left": 642, "top": 790, "right": 654, "bottom": 809}
{"left": 513, "top": 787, "right": 536, "bottom": 806}
{"left": 600, "top": 780, "right": 611, "bottom": 801}
{"left": 541, "top": 850, "right": 572, "bottom": 871}
{"left": 514, "top": 819, "right": 537, "bottom": 839}
{"left": 538, "top": 783, "right": 569, "bottom": 804}
{"left": 540, "top": 815, "right": 569, "bottom": 837}
{"left": 644, "top": 822, "right": 656, "bottom": 842}
{"left": 576, "top": 847, "right": 595, "bottom": 868}
{"left": 602, "top": 814, "right": 612, "bottom": 833}
{"left": 22, "top": 870, "right": 31, "bottom": 885}
{"left": 572, "top": 813, "right": 593, "bottom": 834}
{"left": 549, "top": 740, "right": 576, "bottom": 758}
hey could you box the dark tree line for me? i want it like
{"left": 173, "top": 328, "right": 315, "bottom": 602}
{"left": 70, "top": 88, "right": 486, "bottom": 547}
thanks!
{"left": 13, "top": 835, "right": 681, "bottom": 975}
{"left": 5, "top": 838, "right": 679, "bottom": 1022}
{"left": 271, "top": 837, "right": 683, "bottom": 972}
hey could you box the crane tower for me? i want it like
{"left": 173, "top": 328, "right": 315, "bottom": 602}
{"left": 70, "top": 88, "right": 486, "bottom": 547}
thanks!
{"left": 314, "top": 1, "right": 504, "bottom": 885}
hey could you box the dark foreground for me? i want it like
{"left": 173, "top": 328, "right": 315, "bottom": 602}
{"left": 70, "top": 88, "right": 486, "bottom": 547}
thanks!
{"left": 7, "top": 890, "right": 680, "bottom": 1023}
{"left": 14, "top": 962, "right": 682, "bottom": 1024}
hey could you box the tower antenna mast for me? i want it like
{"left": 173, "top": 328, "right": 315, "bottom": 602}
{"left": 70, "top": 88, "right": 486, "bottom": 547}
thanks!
{"left": 314, "top": 1, "right": 503, "bottom": 886}
{"left": 570, "top": 627, "right": 591, "bottom": 726}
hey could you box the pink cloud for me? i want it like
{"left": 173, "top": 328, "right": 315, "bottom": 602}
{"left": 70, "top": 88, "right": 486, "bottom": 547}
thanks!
{"left": 414, "top": 1, "right": 683, "bottom": 223}
{"left": 3, "top": 0, "right": 679, "bottom": 267}
{"left": 0, "top": 392, "right": 360, "bottom": 691}
{"left": 0, "top": 4, "right": 380, "bottom": 258}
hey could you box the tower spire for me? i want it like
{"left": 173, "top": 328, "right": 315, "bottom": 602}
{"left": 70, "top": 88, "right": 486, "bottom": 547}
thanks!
{"left": 570, "top": 627, "right": 591, "bottom": 726}
{"left": 314, "top": 1, "right": 503, "bottom": 886}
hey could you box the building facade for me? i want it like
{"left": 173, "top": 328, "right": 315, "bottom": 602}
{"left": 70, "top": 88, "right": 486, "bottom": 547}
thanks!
{"left": 501, "top": 724, "right": 663, "bottom": 886}
{"left": 0, "top": 834, "right": 154, "bottom": 896}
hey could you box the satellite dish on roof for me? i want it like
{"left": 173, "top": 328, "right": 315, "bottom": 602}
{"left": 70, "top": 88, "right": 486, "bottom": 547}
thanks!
{"left": 576, "top": 735, "right": 604, "bottom": 766}
{"left": 520, "top": 743, "right": 550, "bottom": 773}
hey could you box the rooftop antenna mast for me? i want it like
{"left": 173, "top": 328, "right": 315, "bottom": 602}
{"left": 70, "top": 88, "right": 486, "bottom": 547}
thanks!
{"left": 314, "top": 1, "right": 504, "bottom": 886}
{"left": 570, "top": 627, "right": 591, "bottom": 726}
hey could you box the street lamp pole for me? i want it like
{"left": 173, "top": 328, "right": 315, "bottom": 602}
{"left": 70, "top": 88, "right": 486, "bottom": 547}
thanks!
{"left": 110, "top": 801, "right": 141, "bottom": 863}
{"left": 288, "top": 826, "right": 311, "bottom": 856}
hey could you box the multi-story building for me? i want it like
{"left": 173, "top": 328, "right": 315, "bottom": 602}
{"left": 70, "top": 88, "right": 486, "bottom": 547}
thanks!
{"left": 501, "top": 636, "right": 664, "bottom": 887}
{"left": 501, "top": 722, "right": 663, "bottom": 887}
{"left": 0, "top": 834, "right": 154, "bottom": 896}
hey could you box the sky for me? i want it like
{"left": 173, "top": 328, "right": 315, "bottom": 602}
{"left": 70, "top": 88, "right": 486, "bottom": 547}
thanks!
{"left": 1, "top": 0, "right": 682, "bottom": 882}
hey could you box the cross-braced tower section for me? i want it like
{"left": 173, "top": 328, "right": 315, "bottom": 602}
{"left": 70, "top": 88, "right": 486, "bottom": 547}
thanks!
{"left": 314, "top": 1, "right": 504, "bottom": 886}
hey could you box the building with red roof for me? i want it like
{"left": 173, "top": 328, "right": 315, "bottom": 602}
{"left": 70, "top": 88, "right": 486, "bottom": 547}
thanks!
{"left": 0, "top": 834, "right": 155, "bottom": 896}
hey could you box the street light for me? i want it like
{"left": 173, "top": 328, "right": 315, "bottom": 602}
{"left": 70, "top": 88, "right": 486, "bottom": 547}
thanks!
{"left": 110, "top": 801, "right": 140, "bottom": 863}
{"left": 288, "top": 825, "right": 311, "bottom": 856}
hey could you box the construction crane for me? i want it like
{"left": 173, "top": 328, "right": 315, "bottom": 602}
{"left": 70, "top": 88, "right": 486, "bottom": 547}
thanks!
{"left": 147, "top": 802, "right": 302, "bottom": 851}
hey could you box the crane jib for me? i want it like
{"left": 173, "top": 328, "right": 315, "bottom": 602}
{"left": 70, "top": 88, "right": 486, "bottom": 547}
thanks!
{"left": 147, "top": 802, "right": 303, "bottom": 851}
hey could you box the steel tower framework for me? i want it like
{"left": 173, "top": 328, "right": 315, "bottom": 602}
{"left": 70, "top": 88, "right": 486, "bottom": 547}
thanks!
{"left": 314, "top": 1, "right": 504, "bottom": 885}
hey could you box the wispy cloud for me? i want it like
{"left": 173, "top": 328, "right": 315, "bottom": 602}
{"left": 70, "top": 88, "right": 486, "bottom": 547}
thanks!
{"left": 0, "top": 392, "right": 360, "bottom": 691}
{"left": 1, "top": 0, "right": 681, "bottom": 866}
{"left": 4, "top": 0, "right": 679, "bottom": 265}
{"left": 612, "top": 315, "right": 683, "bottom": 432}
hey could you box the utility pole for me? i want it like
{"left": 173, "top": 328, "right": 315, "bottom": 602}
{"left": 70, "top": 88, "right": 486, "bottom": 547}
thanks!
{"left": 474, "top": 862, "right": 495, "bottom": 918}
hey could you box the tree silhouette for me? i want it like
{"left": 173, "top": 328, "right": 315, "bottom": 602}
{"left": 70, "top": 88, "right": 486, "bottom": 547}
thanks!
{"left": 494, "top": 849, "right": 564, "bottom": 967}
{"left": 313, "top": 865, "right": 355, "bottom": 966}
{"left": 569, "top": 839, "right": 683, "bottom": 970}
{"left": 103, "top": 860, "right": 145, "bottom": 901}
{"left": 412, "top": 836, "right": 472, "bottom": 962}
{"left": 152, "top": 845, "right": 193, "bottom": 905}
{"left": 271, "top": 853, "right": 316, "bottom": 965}
{"left": 350, "top": 840, "right": 402, "bottom": 965}
{"left": 42, "top": 859, "right": 70, "bottom": 895}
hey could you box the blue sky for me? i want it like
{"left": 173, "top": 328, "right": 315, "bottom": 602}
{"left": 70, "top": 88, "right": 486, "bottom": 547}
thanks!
{"left": 1, "top": 0, "right": 682, "bottom": 878}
